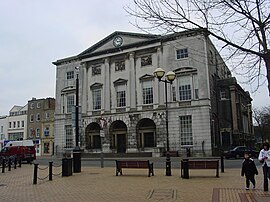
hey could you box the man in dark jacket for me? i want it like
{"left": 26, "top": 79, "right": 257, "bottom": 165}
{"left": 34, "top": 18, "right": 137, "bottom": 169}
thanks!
{"left": 241, "top": 152, "right": 258, "bottom": 190}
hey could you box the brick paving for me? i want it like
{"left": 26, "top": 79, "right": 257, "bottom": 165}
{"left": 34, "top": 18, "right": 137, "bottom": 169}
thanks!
{"left": 1, "top": 164, "right": 270, "bottom": 202}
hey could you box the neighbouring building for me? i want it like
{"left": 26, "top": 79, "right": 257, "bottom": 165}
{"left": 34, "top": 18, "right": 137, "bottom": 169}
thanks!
{"left": 53, "top": 29, "right": 254, "bottom": 157}
{"left": 216, "top": 78, "right": 253, "bottom": 149}
{"left": 27, "top": 97, "right": 55, "bottom": 156}
{"left": 7, "top": 105, "right": 28, "bottom": 141}
{"left": 0, "top": 116, "right": 8, "bottom": 149}
{"left": 0, "top": 116, "right": 8, "bottom": 140}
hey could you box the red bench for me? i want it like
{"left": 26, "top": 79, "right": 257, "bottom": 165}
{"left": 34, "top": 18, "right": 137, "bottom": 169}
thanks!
{"left": 115, "top": 160, "right": 154, "bottom": 177}
{"left": 181, "top": 159, "right": 219, "bottom": 178}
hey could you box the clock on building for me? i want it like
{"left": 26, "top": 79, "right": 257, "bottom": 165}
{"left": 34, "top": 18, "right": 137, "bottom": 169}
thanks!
{"left": 113, "top": 36, "right": 123, "bottom": 47}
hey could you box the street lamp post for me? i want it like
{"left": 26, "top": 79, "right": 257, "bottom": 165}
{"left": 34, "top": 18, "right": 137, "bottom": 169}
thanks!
{"left": 73, "top": 68, "right": 81, "bottom": 173}
{"left": 154, "top": 67, "right": 176, "bottom": 176}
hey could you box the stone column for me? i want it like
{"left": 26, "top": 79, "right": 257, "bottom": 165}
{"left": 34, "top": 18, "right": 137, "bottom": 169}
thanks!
{"left": 230, "top": 86, "right": 238, "bottom": 132}
{"left": 129, "top": 52, "right": 136, "bottom": 110}
{"left": 104, "top": 58, "right": 110, "bottom": 112}
{"left": 81, "top": 63, "right": 88, "bottom": 113}
{"left": 157, "top": 47, "right": 165, "bottom": 106}
{"left": 87, "top": 64, "right": 91, "bottom": 113}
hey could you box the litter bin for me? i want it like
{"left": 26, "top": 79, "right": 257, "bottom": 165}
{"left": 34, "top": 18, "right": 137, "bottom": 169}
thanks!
{"left": 62, "top": 158, "right": 72, "bottom": 176}
{"left": 181, "top": 159, "right": 189, "bottom": 179}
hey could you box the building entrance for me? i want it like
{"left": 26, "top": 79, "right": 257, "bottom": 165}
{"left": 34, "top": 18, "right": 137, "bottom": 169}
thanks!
{"left": 117, "top": 134, "right": 126, "bottom": 153}
{"left": 110, "top": 120, "right": 127, "bottom": 153}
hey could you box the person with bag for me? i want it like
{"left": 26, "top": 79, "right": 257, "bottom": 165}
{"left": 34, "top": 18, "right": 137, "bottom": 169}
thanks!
{"left": 258, "top": 142, "right": 270, "bottom": 191}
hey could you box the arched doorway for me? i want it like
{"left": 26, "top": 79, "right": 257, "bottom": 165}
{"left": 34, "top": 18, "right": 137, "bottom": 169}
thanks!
{"left": 110, "top": 120, "right": 127, "bottom": 153}
{"left": 137, "top": 118, "right": 156, "bottom": 150}
{"left": 85, "top": 122, "right": 101, "bottom": 151}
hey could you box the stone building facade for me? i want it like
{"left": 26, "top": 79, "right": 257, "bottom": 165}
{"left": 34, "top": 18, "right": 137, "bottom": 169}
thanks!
{"left": 216, "top": 78, "right": 253, "bottom": 148}
{"left": 27, "top": 97, "right": 55, "bottom": 156}
{"left": 53, "top": 29, "right": 252, "bottom": 157}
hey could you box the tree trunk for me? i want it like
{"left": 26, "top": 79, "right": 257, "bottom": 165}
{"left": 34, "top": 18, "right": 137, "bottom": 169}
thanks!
{"left": 265, "top": 54, "right": 270, "bottom": 96}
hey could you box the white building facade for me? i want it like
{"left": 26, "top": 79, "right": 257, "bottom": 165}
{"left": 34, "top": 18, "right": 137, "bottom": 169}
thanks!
{"left": 53, "top": 29, "right": 232, "bottom": 157}
{"left": 7, "top": 105, "right": 28, "bottom": 141}
{"left": 0, "top": 116, "right": 8, "bottom": 144}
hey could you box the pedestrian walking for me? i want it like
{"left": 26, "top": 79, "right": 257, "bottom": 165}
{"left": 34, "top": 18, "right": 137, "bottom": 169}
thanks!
{"left": 241, "top": 152, "right": 258, "bottom": 190}
{"left": 258, "top": 142, "right": 270, "bottom": 191}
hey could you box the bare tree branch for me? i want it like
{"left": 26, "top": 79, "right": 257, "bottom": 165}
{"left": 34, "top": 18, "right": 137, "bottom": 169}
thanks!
{"left": 126, "top": 0, "right": 270, "bottom": 95}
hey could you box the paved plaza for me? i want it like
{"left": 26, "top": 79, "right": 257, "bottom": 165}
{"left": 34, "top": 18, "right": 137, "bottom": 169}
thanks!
{"left": 1, "top": 163, "right": 270, "bottom": 202}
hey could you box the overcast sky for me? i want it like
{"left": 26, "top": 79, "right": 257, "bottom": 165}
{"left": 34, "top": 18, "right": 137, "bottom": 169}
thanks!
{"left": 0, "top": 0, "right": 269, "bottom": 115}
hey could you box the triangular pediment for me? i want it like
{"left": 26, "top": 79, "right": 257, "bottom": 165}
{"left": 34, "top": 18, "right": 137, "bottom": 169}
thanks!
{"left": 139, "top": 74, "right": 155, "bottom": 81}
{"left": 10, "top": 105, "right": 23, "bottom": 112}
{"left": 113, "top": 78, "right": 128, "bottom": 86}
{"left": 61, "top": 86, "right": 75, "bottom": 93}
{"left": 79, "top": 31, "right": 159, "bottom": 57}
{"left": 90, "top": 82, "right": 103, "bottom": 90}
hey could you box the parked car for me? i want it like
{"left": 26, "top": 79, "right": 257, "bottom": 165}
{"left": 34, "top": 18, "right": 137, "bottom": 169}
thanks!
{"left": 223, "top": 146, "right": 259, "bottom": 159}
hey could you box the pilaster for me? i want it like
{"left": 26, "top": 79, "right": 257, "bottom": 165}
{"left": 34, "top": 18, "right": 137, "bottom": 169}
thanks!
{"left": 104, "top": 58, "right": 110, "bottom": 112}
{"left": 129, "top": 52, "right": 136, "bottom": 110}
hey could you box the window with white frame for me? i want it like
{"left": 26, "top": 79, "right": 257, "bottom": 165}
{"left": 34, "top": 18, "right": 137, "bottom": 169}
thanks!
{"left": 9, "top": 122, "right": 11, "bottom": 128}
{"left": 37, "top": 102, "right": 41, "bottom": 108}
{"left": 30, "top": 114, "right": 34, "bottom": 122}
{"left": 92, "top": 89, "right": 101, "bottom": 110}
{"left": 67, "top": 95, "right": 74, "bottom": 113}
{"left": 66, "top": 71, "right": 74, "bottom": 80}
{"left": 142, "top": 80, "right": 153, "bottom": 104}
{"left": 45, "top": 112, "right": 50, "bottom": 119}
{"left": 36, "top": 128, "right": 40, "bottom": 138}
{"left": 44, "top": 127, "right": 50, "bottom": 137}
{"left": 116, "top": 85, "right": 126, "bottom": 107}
{"left": 36, "top": 113, "right": 41, "bottom": 121}
{"left": 180, "top": 115, "right": 193, "bottom": 146}
{"left": 44, "top": 142, "right": 50, "bottom": 154}
{"left": 30, "top": 103, "right": 34, "bottom": 109}
{"left": 21, "top": 121, "right": 24, "bottom": 128}
{"left": 178, "top": 75, "right": 192, "bottom": 101}
{"left": 17, "top": 121, "right": 20, "bottom": 128}
{"left": 176, "top": 48, "right": 188, "bottom": 59}
{"left": 65, "top": 125, "right": 73, "bottom": 148}
{"left": 13, "top": 121, "right": 16, "bottom": 128}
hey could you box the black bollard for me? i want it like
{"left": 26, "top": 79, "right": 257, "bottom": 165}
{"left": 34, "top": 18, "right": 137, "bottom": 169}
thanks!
{"left": 2, "top": 158, "right": 5, "bottom": 173}
{"left": 165, "top": 152, "right": 172, "bottom": 176}
{"left": 33, "top": 163, "right": 38, "bottom": 185}
{"left": 49, "top": 161, "right": 53, "bottom": 181}
{"left": 181, "top": 159, "right": 189, "bottom": 179}
{"left": 73, "top": 151, "right": 81, "bottom": 173}
{"left": 220, "top": 155, "right": 224, "bottom": 173}
{"left": 8, "top": 158, "right": 11, "bottom": 171}
{"left": 263, "top": 165, "right": 269, "bottom": 191}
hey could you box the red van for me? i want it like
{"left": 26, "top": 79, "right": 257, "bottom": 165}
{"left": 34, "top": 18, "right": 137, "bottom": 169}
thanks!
{"left": 0, "top": 140, "right": 36, "bottom": 163}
